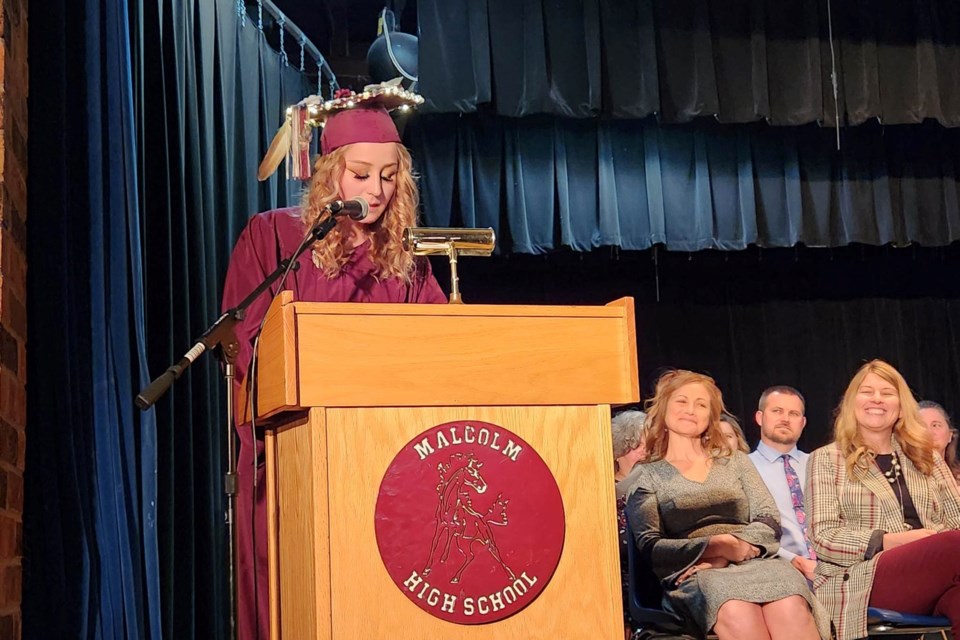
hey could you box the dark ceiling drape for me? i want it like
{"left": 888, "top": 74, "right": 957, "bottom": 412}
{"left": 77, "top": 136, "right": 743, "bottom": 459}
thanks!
{"left": 419, "top": 0, "right": 960, "bottom": 126}
{"left": 407, "top": 115, "right": 960, "bottom": 253}
{"left": 412, "top": 0, "right": 960, "bottom": 253}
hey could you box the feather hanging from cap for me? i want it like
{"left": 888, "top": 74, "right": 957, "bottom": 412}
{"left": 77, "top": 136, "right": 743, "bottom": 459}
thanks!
{"left": 257, "top": 119, "right": 291, "bottom": 181}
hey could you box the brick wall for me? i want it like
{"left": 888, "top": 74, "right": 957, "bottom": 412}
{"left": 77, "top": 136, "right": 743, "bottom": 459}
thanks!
{"left": 0, "top": 0, "right": 27, "bottom": 635}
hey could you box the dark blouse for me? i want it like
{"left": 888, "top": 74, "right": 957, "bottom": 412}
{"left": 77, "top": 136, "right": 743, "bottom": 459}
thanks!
{"left": 875, "top": 453, "right": 923, "bottom": 530}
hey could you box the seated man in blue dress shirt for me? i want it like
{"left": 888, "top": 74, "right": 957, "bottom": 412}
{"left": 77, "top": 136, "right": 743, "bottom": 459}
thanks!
{"left": 748, "top": 385, "right": 817, "bottom": 581}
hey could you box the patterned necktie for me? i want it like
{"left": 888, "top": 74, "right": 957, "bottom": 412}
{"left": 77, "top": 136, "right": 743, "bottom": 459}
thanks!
{"left": 781, "top": 454, "right": 816, "bottom": 559}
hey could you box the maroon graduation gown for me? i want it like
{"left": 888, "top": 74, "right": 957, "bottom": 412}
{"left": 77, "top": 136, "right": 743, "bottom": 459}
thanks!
{"left": 221, "top": 208, "right": 446, "bottom": 640}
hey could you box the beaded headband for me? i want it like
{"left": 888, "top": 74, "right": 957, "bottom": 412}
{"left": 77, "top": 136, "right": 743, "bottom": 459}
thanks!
{"left": 257, "top": 78, "right": 424, "bottom": 181}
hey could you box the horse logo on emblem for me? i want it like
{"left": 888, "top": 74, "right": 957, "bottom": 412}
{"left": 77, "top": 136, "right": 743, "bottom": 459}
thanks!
{"left": 375, "top": 420, "right": 565, "bottom": 624}
{"left": 422, "top": 452, "right": 516, "bottom": 584}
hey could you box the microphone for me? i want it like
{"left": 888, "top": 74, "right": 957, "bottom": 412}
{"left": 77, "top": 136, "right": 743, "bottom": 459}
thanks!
{"left": 327, "top": 197, "right": 369, "bottom": 221}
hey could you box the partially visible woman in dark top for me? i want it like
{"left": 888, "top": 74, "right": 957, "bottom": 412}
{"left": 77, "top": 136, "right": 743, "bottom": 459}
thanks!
{"left": 719, "top": 411, "right": 750, "bottom": 454}
{"left": 612, "top": 409, "right": 647, "bottom": 638}
{"left": 918, "top": 400, "right": 960, "bottom": 485}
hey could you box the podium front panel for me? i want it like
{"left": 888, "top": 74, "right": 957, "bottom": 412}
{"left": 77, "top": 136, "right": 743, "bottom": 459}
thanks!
{"left": 269, "top": 404, "right": 623, "bottom": 640}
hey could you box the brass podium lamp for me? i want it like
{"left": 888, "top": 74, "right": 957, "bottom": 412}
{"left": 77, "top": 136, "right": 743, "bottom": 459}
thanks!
{"left": 402, "top": 227, "right": 496, "bottom": 303}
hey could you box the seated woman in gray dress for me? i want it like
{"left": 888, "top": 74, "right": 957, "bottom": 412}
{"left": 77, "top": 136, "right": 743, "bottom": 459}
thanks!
{"left": 624, "top": 370, "right": 830, "bottom": 640}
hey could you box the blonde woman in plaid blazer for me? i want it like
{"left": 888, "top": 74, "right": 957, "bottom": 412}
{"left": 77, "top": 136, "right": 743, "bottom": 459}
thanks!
{"left": 806, "top": 360, "right": 960, "bottom": 640}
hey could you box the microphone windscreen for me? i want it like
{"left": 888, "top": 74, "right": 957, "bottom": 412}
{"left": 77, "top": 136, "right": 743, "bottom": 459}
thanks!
{"left": 351, "top": 197, "right": 370, "bottom": 220}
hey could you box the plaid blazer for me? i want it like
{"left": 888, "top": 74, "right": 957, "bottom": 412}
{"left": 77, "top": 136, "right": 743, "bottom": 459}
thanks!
{"left": 805, "top": 440, "right": 960, "bottom": 640}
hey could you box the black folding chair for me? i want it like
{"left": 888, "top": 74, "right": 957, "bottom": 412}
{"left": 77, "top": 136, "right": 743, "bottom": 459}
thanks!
{"left": 624, "top": 519, "right": 708, "bottom": 640}
{"left": 867, "top": 606, "right": 952, "bottom": 639}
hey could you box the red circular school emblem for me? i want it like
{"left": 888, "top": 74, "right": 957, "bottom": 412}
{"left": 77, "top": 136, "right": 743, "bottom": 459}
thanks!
{"left": 375, "top": 420, "right": 565, "bottom": 624}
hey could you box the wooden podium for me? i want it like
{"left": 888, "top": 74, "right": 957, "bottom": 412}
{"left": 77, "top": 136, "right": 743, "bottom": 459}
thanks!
{"left": 253, "top": 292, "right": 640, "bottom": 639}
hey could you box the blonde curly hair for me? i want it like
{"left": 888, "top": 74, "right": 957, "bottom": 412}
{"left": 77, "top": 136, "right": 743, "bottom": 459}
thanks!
{"left": 300, "top": 142, "right": 418, "bottom": 282}
{"left": 833, "top": 359, "right": 934, "bottom": 476}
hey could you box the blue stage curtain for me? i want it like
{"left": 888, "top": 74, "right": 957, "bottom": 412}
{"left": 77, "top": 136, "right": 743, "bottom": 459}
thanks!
{"left": 25, "top": 0, "right": 161, "bottom": 637}
{"left": 25, "top": 0, "right": 313, "bottom": 637}
{"left": 418, "top": 0, "right": 960, "bottom": 127}
{"left": 139, "top": 1, "right": 312, "bottom": 637}
{"left": 407, "top": 115, "right": 960, "bottom": 253}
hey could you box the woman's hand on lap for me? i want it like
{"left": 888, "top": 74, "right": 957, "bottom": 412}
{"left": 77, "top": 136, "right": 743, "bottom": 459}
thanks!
{"left": 708, "top": 533, "right": 760, "bottom": 562}
{"left": 882, "top": 528, "right": 935, "bottom": 549}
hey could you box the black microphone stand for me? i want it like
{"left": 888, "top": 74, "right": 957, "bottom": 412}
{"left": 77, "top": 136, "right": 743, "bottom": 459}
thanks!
{"left": 135, "top": 212, "right": 340, "bottom": 640}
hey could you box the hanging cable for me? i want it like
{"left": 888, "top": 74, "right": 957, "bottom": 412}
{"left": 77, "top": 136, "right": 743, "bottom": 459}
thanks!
{"left": 827, "top": 0, "right": 840, "bottom": 150}
{"left": 257, "top": 0, "right": 263, "bottom": 31}
{"left": 299, "top": 35, "right": 306, "bottom": 72}
{"left": 236, "top": 0, "right": 246, "bottom": 26}
{"left": 653, "top": 246, "right": 661, "bottom": 303}
{"left": 380, "top": 8, "right": 418, "bottom": 82}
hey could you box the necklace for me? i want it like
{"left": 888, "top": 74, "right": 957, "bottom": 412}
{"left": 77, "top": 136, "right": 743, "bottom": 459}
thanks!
{"left": 876, "top": 452, "right": 910, "bottom": 529}
{"left": 882, "top": 452, "right": 902, "bottom": 483}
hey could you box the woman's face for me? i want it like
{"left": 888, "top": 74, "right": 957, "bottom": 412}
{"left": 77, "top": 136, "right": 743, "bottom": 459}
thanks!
{"left": 919, "top": 407, "right": 953, "bottom": 455}
{"left": 617, "top": 441, "right": 648, "bottom": 475}
{"left": 338, "top": 142, "right": 400, "bottom": 226}
{"left": 719, "top": 421, "right": 741, "bottom": 450}
{"left": 853, "top": 372, "right": 901, "bottom": 436}
{"left": 665, "top": 382, "right": 712, "bottom": 438}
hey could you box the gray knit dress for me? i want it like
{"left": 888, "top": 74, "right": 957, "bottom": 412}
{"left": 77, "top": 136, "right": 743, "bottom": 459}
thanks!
{"left": 623, "top": 452, "right": 831, "bottom": 638}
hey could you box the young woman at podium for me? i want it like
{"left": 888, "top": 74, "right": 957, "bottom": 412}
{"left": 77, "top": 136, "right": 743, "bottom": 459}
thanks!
{"left": 221, "top": 86, "right": 446, "bottom": 640}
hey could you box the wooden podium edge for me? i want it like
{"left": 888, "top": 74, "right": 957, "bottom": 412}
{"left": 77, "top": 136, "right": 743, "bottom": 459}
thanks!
{"left": 265, "top": 429, "right": 280, "bottom": 639}
{"left": 241, "top": 296, "right": 641, "bottom": 419}
{"left": 287, "top": 300, "right": 629, "bottom": 318}
{"left": 605, "top": 297, "right": 640, "bottom": 400}
{"left": 235, "top": 291, "right": 301, "bottom": 423}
